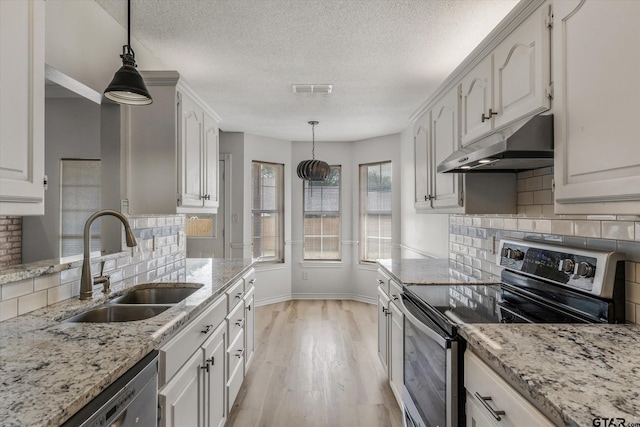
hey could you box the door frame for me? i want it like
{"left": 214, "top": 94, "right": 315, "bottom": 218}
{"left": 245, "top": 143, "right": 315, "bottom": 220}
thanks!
{"left": 221, "top": 153, "right": 232, "bottom": 258}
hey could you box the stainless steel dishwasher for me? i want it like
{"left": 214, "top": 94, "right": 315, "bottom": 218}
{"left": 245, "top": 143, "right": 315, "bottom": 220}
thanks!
{"left": 62, "top": 350, "right": 159, "bottom": 427}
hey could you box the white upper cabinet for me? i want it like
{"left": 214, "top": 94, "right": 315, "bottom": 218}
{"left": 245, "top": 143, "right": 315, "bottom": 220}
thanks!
{"left": 553, "top": 0, "right": 640, "bottom": 214}
{"left": 431, "top": 87, "right": 462, "bottom": 209}
{"left": 413, "top": 110, "right": 432, "bottom": 209}
{"left": 0, "top": 0, "right": 45, "bottom": 216}
{"left": 125, "top": 71, "right": 220, "bottom": 214}
{"left": 492, "top": 3, "right": 551, "bottom": 129}
{"left": 460, "top": 3, "right": 551, "bottom": 147}
{"left": 460, "top": 56, "right": 493, "bottom": 146}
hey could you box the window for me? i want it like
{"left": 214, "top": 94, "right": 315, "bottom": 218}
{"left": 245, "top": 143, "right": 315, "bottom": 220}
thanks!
{"left": 303, "top": 166, "right": 341, "bottom": 261}
{"left": 60, "top": 159, "right": 101, "bottom": 256}
{"left": 360, "top": 161, "right": 392, "bottom": 263}
{"left": 251, "top": 161, "right": 284, "bottom": 262}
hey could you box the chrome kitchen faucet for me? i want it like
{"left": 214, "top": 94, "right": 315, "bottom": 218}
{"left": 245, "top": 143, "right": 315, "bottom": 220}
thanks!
{"left": 79, "top": 210, "right": 137, "bottom": 300}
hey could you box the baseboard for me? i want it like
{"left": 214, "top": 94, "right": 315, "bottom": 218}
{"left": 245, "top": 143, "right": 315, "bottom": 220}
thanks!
{"left": 255, "top": 294, "right": 292, "bottom": 307}
{"left": 291, "top": 293, "right": 376, "bottom": 305}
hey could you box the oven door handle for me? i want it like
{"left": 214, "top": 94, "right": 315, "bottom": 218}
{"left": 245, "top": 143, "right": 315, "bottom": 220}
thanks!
{"left": 398, "top": 294, "right": 448, "bottom": 348}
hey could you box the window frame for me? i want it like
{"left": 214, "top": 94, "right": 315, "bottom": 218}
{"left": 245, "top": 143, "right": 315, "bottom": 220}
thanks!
{"left": 359, "top": 160, "right": 392, "bottom": 264}
{"left": 251, "top": 160, "right": 285, "bottom": 263}
{"left": 302, "top": 165, "right": 342, "bottom": 261}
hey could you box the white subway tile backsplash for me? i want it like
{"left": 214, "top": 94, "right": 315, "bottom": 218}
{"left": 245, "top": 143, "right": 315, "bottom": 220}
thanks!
{"left": 0, "top": 299, "right": 18, "bottom": 322}
{"left": 504, "top": 218, "right": 518, "bottom": 230}
{"left": 525, "top": 205, "right": 542, "bottom": 217}
{"left": 625, "top": 281, "right": 640, "bottom": 304}
{"left": 575, "top": 221, "right": 601, "bottom": 238}
{"left": 551, "top": 220, "right": 574, "bottom": 236}
{"left": 525, "top": 176, "right": 543, "bottom": 191}
{"left": 533, "top": 189, "right": 553, "bottom": 205}
{"left": 518, "top": 218, "right": 534, "bottom": 232}
{"left": 60, "top": 267, "right": 81, "bottom": 284}
{"left": 626, "top": 302, "right": 636, "bottom": 323}
{"left": 47, "top": 283, "right": 72, "bottom": 305}
{"left": 18, "top": 291, "right": 47, "bottom": 315}
{"left": 2, "top": 279, "right": 34, "bottom": 300}
{"left": 34, "top": 273, "right": 61, "bottom": 292}
{"left": 518, "top": 192, "right": 534, "bottom": 206}
{"left": 534, "top": 220, "right": 552, "bottom": 234}
{"left": 602, "top": 221, "right": 635, "bottom": 241}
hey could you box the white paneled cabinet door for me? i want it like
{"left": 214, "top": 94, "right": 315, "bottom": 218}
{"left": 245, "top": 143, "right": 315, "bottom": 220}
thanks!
{"left": 179, "top": 92, "right": 204, "bottom": 209}
{"left": 414, "top": 111, "right": 432, "bottom": 210}
{"left": 203, "top": 323, "right": 226, "bottom": 427}
{"left": 377, "top": 286, "right": 390, "bottom": 373}
{"left": 203, "top": 113, "right": 219, "bottom": 210}
{"left": 460, "top": 55, "right": 493, "bottom": 146}
{"left": 492, "top": 3, "right": 550, "bottom": 129}
{"left": 466, "top": 392, "right": 498, "bottom": 427}
{"left": 431, "top": 87, "right": 462, "bottom": 209}
{"left": 389, "top": 298, "right": 404, "bottom": 408}
{"left": 244, "top": 287, "right": 255, "bottom": 371}
{"left": 159, "top": 349, "right": 205, "bottom": 427}
{"left": 554, "top": 0, "right": 640, "bottom": 214}
{"left": 0, "top": 0, "right": 45, "bottom": 215}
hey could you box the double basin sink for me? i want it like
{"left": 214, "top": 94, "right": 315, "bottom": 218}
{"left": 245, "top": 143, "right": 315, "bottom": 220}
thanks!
{"left": 64, "top": 286, "right": 202, "bottom": 323}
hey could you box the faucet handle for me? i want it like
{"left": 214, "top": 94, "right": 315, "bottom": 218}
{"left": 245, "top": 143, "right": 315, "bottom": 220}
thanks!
{"left": 94, "top": 275, "right": 111, "bottom": 296}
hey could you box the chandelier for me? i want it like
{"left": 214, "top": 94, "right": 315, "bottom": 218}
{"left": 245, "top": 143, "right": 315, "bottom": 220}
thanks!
{"left": 297, "top": 121, "right": 330, "bottom": 181}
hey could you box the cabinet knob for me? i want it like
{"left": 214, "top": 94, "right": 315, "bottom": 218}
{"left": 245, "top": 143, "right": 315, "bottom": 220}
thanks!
{"left": 201, "top": 324, "right": 213, "bottom": 334}
{"left": 207, "top": 356, "right": 215, "bottom": 365}
{"left": 424, "top": 194, "right": 434, "bottom": 201}
{"left": 235, "top": 348, "right": 245, "bottom": 359}
{"left": 235, "top": 318, "right": 245, "bottom": 328}
{"left": 201, "top": 362, "right": 210, "bottom": 373}
{"left": 481, "top": 108, "right": 498, "bottom": 123}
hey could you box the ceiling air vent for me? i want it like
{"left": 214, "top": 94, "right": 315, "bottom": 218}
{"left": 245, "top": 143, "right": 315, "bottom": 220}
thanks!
{"left": 292, "top": 84, "right": 332, "bottom": 94}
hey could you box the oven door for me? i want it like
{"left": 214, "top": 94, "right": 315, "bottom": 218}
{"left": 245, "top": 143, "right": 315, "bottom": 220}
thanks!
{"left": 400, "top": 293, "right": 459, "bottom": 427}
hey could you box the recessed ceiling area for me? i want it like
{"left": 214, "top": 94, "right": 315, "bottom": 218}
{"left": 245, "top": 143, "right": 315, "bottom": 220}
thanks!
{"left": 94, "top": 0, "right": 518, "bottom": 141}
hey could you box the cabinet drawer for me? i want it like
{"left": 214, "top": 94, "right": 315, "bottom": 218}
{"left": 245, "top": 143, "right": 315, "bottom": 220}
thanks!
{"left": 464, "top": 351, "right": 554, "bottom": 427}
{"left": 227, "top": 299, "right": 245, "bottom": 343}
{"left": 227, "top": 329, "right": 244, "bottom": 379}
{"left": 226, "top": 279, "right": 245, "bottom": 311}
{"left": 160, "top": 295, "right": 227, "bottom": 385}
{"left": 243, "top": 268, "right": 256, "bottom": 292}
{"left": 389, "top": 279, "right": 402, "bottom": 301}
{"left": 377, "top": 269, "right": 391, "bottom": 295}
{"left": 227, "top": 357, "right": 244, "bottom": 414}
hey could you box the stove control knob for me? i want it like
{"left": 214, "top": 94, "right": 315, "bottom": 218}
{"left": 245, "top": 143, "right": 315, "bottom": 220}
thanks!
{"left": 558, "top": 259, "right": 575, "bottom": 273}
{"left": 502, "top": 247, "right": 512, "bottom": 258}
{"left": 510, "top": 249, "right": 524, "bottom": 260}
{"left": 576, "top": 262, "right": 595, "bottom": 278}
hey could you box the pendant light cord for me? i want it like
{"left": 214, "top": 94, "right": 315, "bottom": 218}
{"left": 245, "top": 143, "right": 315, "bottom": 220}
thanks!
{"left": 311, "top": 122, "right": 316, "bottom": 160}
{"left": 127, "top": 0, "right": 131, "bottom": 48}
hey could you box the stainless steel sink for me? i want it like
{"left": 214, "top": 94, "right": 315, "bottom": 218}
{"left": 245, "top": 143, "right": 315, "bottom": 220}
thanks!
{"left": 109, "top": 287, "right": 200, "bottom": 305}
{"left": 64, "top": 305, "right": 171, "bottom": 323}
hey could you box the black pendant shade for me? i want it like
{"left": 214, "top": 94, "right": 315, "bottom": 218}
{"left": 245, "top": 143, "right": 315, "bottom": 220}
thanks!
{"left": 104, "top": 47, "right": 152, "bottom": 105}
{"left": 297, "top": 121, "right": 330, "bottom": 181}
{"left": 103, "top": 0, "right": 152, "bottom": 106}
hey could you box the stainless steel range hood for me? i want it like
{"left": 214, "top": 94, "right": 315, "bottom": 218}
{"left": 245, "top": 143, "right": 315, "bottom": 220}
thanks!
{"left": 437, "top": 114, "right": 553, "bottom": 173}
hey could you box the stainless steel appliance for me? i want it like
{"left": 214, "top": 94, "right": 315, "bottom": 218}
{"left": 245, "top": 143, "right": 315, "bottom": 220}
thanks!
{"left": 61, "top": 350, "right": 159, "bottom": 427}
{"left": 400, "top": 238, "right": 625, "bottom": 427}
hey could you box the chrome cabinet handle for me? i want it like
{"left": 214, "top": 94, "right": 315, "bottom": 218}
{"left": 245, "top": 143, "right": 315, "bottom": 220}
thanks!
{"left": 377, "top": 279, "right": 385, "bottom": 285}
{"left": 424, "top": 194, "right": 434, "bottom": 201}
{"left": 474, "top": 392, "right": 506, "bottom": 421}
{"left": 249, "top": 279, "right": 256, "bottom": 284}
{"left": 235, "top": 348, "right": 245, "bottom": 359}
{"left": 235, "top": 318, "right": 245, "bottom": 328}
{"left": 391, "top": 294, "right": 399, "bottom": 301}
{"left": 200, "top": 362, "right": 209, "bottom": 373}
{"left": 235, "top": 292, "right": 244, "bottom": 299}
{"left": 201, "top": 324, "right": 213, "bottom": 334}
{"left": 206, "top": 356, "right": 215, "bottom": 365}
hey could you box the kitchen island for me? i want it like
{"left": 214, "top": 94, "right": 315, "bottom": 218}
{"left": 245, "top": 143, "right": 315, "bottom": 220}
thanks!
{"left": 0, "top": 258, "right": 254, "bottom": 427}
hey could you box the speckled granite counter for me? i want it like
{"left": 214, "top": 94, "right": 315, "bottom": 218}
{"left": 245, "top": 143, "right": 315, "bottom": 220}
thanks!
{"left": 0, "top": 258, "right": 254, "bottom": 427}
{"left": 377, "top": 258, "right": 500, "bottom": 285}
{"left": 459, "top": 323, "right": 640, "bottom": 427}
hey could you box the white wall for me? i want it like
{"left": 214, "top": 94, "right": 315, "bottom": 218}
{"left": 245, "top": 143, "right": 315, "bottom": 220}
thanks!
{"left": 219, "top": 132, "right": 246, "bottom": 259}
{"left": 45, "top": 0, "right": 166, "bottom": 95}
{"left": 22, "top": 97, "right": 101, "bottom": 263}
{"left": 399, "top": 125, "right": 449, "bottom": 258}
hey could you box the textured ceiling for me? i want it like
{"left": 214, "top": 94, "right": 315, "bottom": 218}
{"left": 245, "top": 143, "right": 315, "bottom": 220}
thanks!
{"left": 94, "top": 0, "right": 518, "bottom": 141}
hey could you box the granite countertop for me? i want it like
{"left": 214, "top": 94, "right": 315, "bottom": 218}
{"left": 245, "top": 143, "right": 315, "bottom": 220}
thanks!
{"left": 459, "top": 323, "right": 640, "bottom": 427}
{"left": 378, "top": 257, "right": 640, "bottom": 427}
{"left": 0, "top": 258, "right": 254, "bottom": 427}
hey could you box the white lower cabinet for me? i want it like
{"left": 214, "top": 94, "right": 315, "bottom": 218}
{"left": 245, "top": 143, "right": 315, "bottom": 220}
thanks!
{"left": 243, "top": 286, "right": 255, "bottom": 371}
{"left": 377, "top": 272, "right": 404, "bottom": 410}
{"left": 377, "top": 285, "right": 390, "bottom": 372}
{"left": 464, "top": 351, "right": 554, "bottom": 427}
{"left": 203, "top": 324, "right": 227, "bottom": 427}
{"left": 388, "top": 295, "right": 404, "bottom": 407}
{"left": 159, "top": 349, "right": 204, "bottom": 427}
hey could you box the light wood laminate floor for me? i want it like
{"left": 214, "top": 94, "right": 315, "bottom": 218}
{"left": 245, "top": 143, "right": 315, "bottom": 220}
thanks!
{"left": 227, "top": 300, "right": 403, "bottom": 427}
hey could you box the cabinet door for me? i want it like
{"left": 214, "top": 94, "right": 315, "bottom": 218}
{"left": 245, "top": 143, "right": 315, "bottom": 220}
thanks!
{"left": 0, "top": 0, "right": 45, "bottom": 215}
{"left": 159, "top": 349, "right": 205, "bottom": 427}
{"left": 460, "top": 56, "right": 493, "bottom": 146}
{"left": 377, "top": 286, "right": 390, "bottom": 373}
{"left": 414, "top": 111, "right": 432, "bottom": 210}
{"left": 466, "top": 392, "right": 499, "bottom": 427}
{"left": 244, "top": 290, "right": 255, "bottom": 371}
{"left": 203, "top": 113, "right": 219, "bottom": 210}
{"left": 203, "top": 323, "right": 226, "bottom": 427}
{"left": 493, "top": 3, "right": 550, "bottom": 129}
{"left": 389, "top": 299, "right": 404, "bottom": 408}
{"left": 431, "top": 88, "right": 462, "bottom": 209}
{"left": 553, "top": 0, "right": 640, "bottom": 213}
{"left": 179, "top": 92, "right": 204, "bottom": 209}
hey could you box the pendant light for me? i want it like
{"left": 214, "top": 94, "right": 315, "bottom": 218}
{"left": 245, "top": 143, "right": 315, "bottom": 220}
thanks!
{"left": 297, "top": 121, "right": 330, "bottom": 181}
{"left": 103, "top": 0, "right": 153, "bottom": 105}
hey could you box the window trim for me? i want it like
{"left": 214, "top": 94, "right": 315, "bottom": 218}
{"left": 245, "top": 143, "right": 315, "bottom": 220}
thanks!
{"left": 359, "top": 160, "right": 392, "bottom": 264}
{"left": 251, "top": 160, "right": 285, "bottom": 263}
{"left": 302, "top": 165, "right": 342, "bottom": 261}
